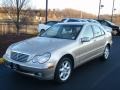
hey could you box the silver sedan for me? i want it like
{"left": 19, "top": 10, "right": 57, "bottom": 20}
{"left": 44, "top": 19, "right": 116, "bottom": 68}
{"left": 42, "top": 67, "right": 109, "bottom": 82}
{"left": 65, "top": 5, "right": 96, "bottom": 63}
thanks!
{"left": 3, "top": 22, "right": 112, "bottom": 83}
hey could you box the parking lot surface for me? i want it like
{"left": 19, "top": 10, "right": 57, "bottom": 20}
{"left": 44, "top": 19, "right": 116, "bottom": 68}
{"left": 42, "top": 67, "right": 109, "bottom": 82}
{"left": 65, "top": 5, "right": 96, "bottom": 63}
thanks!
{"left": 0, "top": 36, "right": 120, "bottom": 90}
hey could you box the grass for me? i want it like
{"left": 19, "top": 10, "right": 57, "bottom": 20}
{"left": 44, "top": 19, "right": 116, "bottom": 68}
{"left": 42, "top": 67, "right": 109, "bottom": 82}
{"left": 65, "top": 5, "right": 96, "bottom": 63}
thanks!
{"left": 0, "top": 58, "right": 5, "bottom": 64}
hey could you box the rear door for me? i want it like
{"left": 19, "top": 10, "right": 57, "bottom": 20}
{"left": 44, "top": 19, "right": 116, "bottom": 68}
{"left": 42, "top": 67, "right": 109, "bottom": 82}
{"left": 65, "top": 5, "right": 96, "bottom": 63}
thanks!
{"left": 91, "top": 25, "right": 106, "bottom": 56}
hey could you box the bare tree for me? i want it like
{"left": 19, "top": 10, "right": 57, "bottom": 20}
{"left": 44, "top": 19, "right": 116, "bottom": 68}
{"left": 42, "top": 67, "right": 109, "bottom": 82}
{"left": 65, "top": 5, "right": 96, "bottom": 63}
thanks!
{"left": 2, "top": 0, "right": 30, "bottom": 34}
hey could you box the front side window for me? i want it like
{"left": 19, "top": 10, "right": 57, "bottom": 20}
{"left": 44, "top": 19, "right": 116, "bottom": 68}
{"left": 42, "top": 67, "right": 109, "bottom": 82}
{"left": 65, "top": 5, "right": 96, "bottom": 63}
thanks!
{"left": 41, "top": 24, "right": 83, "bottom": 40}
{"left": 81, "top": 25, "right": 94, "bottom": 39}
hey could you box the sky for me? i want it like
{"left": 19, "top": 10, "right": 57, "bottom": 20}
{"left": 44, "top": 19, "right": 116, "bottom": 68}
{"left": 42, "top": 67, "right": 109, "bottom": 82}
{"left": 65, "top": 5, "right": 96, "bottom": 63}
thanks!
{"left": 0, "top": 0, "right": 120, "bottom": 15}
{"left": 31, "top": 0, "right": 120, "bottom": 15}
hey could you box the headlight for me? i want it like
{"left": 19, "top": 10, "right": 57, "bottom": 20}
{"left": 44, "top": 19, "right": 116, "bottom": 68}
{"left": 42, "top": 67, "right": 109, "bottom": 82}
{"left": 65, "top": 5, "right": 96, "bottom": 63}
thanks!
{"left": 5, "top": 48, "right": 11, "bottom": 58}
{"left": 32, "top": 53, "right": 51, "bottom": 64}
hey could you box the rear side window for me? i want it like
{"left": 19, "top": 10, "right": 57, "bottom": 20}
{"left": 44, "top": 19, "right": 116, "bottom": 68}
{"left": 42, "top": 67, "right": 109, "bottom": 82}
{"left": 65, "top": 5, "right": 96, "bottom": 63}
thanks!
{"left": 92, "top": 25, "right": 104, "bottom": 37}
{"left": 100, "top": 27, "right": 105, "bottom": 35}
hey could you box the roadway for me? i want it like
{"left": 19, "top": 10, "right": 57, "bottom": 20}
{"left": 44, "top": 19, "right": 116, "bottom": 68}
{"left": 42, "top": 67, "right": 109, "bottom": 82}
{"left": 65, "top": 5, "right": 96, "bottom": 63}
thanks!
{"left": 0, "top": 36, "right": 120, "bottom": 90}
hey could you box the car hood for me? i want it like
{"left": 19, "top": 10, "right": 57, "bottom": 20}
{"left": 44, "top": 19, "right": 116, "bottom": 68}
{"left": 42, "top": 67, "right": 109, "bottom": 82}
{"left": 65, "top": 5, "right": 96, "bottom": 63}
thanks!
{"left": 10, "top": 37, "right": 74, "bottom": 55}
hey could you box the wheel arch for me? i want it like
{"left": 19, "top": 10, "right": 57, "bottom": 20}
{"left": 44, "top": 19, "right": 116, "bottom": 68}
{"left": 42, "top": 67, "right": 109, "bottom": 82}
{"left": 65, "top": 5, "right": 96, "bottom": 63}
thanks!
{"left": 54, "top": 54, "right": 75, "bottom": 82}
{"left": 55, "top": 54, "right": 75, "bottom": 70}
{"left": 106, "top": 43, "right": 111, "bottom": 49}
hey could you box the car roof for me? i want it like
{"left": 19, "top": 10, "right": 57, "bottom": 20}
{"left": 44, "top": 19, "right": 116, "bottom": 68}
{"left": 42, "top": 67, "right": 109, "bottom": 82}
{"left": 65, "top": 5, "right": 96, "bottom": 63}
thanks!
{"left": 61, "top": 18, "right": 101, "bottom": 23}
{"left": 47, "top": 20, "right": 60, "bottom": 22}
{"left": 62, "top": 18, "right": 85, "bottom": 20}
{"left": 57, "top": 22, "right": 99, "bottom": 25}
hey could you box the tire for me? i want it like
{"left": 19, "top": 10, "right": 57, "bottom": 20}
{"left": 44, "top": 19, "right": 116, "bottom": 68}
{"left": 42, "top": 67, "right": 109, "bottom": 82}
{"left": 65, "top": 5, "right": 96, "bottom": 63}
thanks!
{"left": 54, "top": 57, "right": 73, "bottom": 83}
{"left": 101, "top": 45, "right": 110, "bottom": 61}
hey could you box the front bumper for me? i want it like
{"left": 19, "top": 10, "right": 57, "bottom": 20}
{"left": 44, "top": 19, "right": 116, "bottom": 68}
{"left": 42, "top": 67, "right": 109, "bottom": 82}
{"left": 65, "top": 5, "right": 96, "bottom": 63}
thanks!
{"left": 3, "top": 56, "right": 55, "bottom": 80}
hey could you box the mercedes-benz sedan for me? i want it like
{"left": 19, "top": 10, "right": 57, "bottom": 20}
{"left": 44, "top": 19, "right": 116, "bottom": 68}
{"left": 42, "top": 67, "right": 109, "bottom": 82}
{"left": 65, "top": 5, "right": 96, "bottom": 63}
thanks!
{"left": 3, "top": 22, "right": 112, "bottom": 83}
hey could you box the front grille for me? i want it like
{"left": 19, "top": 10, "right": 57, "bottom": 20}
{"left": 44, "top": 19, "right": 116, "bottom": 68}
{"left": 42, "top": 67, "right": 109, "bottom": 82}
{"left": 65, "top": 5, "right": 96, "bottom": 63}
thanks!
{"left": 11, "top": 52, "right": 29, "bottom": 62}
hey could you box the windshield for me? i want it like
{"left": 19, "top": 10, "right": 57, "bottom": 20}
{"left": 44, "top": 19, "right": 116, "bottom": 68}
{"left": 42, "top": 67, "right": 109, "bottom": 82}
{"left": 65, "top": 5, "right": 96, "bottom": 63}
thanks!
{"left": 40, "top": 24, "right": 83, "bottom": 40}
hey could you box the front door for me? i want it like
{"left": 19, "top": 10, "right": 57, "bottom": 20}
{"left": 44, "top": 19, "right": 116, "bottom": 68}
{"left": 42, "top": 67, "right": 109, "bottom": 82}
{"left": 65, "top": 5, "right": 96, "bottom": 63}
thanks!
{"left": 77, "top": 25, "right": 95, "bottom": 64}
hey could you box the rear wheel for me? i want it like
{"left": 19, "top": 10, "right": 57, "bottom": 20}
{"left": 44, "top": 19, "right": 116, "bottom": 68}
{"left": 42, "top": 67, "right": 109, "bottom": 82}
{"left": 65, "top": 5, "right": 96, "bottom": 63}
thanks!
{"left": 54, "top": 57, "right": 72, "bottom": 83}
{"left": 101, "top": 46, "right": 110, "bottom": 61}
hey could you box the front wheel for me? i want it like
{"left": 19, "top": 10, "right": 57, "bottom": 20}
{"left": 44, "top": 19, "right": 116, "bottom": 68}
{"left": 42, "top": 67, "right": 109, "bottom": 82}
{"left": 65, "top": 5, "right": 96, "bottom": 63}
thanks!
{"left": 101, "top": 46, "right": 110, "bottom": 60}
{"left": 54, "top": 57, "right": 72, "bottom": 83}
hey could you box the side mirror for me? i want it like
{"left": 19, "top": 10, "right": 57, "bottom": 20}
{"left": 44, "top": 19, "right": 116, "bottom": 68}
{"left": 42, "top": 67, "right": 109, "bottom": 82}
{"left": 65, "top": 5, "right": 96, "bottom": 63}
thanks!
{"left": 81, "top": 37, "right": 91, "bottom": 42}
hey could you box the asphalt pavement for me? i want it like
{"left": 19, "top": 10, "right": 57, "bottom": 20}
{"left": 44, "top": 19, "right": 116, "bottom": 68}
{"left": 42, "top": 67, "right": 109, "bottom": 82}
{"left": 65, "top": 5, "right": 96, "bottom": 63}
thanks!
{"left": 0, "top": 36, "right": 120, "bottom": 90}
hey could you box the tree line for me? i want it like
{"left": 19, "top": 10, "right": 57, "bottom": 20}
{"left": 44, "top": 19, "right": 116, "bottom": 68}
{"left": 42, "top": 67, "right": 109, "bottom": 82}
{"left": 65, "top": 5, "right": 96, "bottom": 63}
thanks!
{"left": 1, "top": 0, "right": 120, "bottom": 34}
